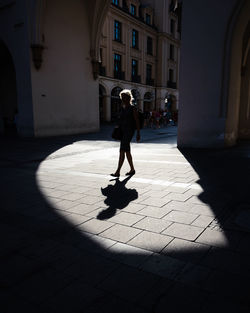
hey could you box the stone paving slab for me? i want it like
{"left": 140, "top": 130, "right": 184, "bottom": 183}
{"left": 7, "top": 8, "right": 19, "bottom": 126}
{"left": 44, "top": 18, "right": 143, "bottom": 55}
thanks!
{"left": 107, "top": 242, "right": 153, "bottom": 268}
{"left": 136, "top": 206, "right": 172, "bottom": 218}
{"left": 161, "top": 237, "right": 210, "bottom": 263}
{"left": 162, "top": 222, "right": 204, "bottom": 241}
{"left": 99, "top": 224, "right": 142, "bottom": 243}
{"left": 127, "top": 230, "right": 173, "bottom": 253}
{"left": 191, "top": 214, "right": 214, "bottom": 228}
{"left": 97, "top": 264, "right": 160, "bottom": 303}
{"left": 79, "top": 218, "right": 114, "bottom": 235}
{"left": 106, "top": 211, "right": 145, "bottom": 226}
{"left": 163, "top": 210, "right": 198, "bottom": 224}
{"left": 140, "top": 253, "right": 186, "bottom": 280}
{"left": 133, "top": 216, "right": 173, "bottom": 233}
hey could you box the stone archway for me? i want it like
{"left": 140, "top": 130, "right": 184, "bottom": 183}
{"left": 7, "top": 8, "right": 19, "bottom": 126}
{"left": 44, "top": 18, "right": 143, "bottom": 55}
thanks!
{"left": 111, "top": 86, "right": 122, "bottom": 121}
{"left": 99, "top": 84, "right": 107, "bottom": 123}
{"left": 143, "top": 92, "right": 154, "bottom": 112}
{"left": 225, "top": 0, "right": 250, "bottom": 145}
{"left": 0, "top": 40, "right": 18, "bottom": 136}
{"left": 238, "top": 22, "right": 250, "bottom": 139}
{"left": 131, "top": 89, "right": 140, "bottom": 107}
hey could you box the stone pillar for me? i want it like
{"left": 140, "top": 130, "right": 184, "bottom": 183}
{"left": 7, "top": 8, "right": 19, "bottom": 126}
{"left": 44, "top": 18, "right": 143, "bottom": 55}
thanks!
{"left": 105, "top": 95, "right": 111, "bottom": 122}
{"left": 137, "top": 99, "right": 143, "bottom": 111}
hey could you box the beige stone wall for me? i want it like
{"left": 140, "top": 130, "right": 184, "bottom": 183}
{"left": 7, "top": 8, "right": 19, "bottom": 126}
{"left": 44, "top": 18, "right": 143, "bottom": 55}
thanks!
{"left": 31, "top": 0, "right": 99, "bottom": 136}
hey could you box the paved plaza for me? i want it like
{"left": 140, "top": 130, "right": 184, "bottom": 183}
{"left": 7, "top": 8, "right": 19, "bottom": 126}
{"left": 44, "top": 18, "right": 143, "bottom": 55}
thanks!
{"left": 1, "top": 124, "right": 250, "bottom": 312}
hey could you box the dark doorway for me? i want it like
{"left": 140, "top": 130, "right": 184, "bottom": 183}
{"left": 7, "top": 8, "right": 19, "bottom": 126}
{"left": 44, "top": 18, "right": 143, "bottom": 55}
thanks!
{"left": 111, "top": 86, "right": 122, "bottom": 122}
{"left": 143, "top": 91, "right": 153, "bottom": 112}
{"left": 0, "top": 40, "right": 18, "bottom": 136}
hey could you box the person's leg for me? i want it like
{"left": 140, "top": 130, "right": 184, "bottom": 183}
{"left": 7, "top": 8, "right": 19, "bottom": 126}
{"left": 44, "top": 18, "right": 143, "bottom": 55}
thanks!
{"left": 112, "top": 150, "right": 125, "bottom": 176}
{"left": 125, "top": 151, "right": 135, "bottom": 173}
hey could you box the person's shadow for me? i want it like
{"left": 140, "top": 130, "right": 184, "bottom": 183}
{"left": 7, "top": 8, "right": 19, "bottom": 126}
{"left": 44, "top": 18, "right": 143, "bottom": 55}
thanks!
{"left": 97, "top": 176, "right": 138, "bottom": 220}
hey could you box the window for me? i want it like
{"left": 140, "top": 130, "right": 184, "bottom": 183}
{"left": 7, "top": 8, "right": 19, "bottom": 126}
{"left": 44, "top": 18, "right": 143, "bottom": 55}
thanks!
{"left": 100, "top": 48, "right": 103, "bottom": 64}
{"left": 130, "top": 4, "right": 136, "bottom": 15}
{"left": 146, "top": 13, "right": 151, "bottom": 25}
{"left": 146, "top": 64, "right": 152, "bottom": 80}
{"left": 132, "top": 59, "right": 138, "bottom": 77}
{"left": 114, "top": 54, "right": 121, "bottom": 73}
{"left": 169, "top": 69, "right": 174, "bottom": 82}
{"left": 114, "top": 20, "right": 122, "bottom": 42}
{"left": 112, "top": 0, "right": 118, "bottom": 5}
{"left": 132, "top": 29, "right": 138, "bottom": 49}
{"left": 147, "top": 36, "right": 153, "bottom": 55}
{"left": 170, "top": 44, "right": 174, "bottom": 60}
{"left": 170, "top": 19, "right": 175, "bottom": 35}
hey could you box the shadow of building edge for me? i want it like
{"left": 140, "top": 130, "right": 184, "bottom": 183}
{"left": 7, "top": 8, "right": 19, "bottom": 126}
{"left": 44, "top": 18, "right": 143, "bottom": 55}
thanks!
{"left": 1, "top": 137, "right": 250, "bottom": 312}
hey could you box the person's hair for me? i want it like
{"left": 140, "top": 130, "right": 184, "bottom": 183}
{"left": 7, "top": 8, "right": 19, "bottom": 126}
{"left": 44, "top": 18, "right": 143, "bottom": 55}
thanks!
{"left": 119, "top": 89, "right": 134, "bottom": 104}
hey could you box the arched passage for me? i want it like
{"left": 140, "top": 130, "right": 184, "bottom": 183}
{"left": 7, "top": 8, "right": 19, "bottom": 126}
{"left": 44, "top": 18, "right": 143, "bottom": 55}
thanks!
{"left": 131, "top": 89, "right": 139, "bottom": 105}
{"left": 143, "top": 92, "right": 154, "bottom": 112}
{"left": 225, "top": 0, "right": 250, "bottom": 145}
{"left": 111, "top": 86, "right": 122, "bottom": 121}
{"left": 0, "top": 40, "right": 18, "bottom": 136}
{"left": 99, "top": 84, "right": 106, "bottom": 123}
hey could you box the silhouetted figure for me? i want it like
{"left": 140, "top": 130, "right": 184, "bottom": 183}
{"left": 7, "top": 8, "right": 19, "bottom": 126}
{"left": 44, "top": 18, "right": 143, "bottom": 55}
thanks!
{"left": 111, "top": 89, "right": 140, "bottom": 178}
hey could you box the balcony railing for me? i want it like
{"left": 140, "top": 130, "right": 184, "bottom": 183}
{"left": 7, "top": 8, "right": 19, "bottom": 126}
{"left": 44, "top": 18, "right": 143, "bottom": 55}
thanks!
{"left": 131, "top": 75, "right": 141, "bottom": 83}
{"left": 146, "top": 78, "right": 154, "bottom": 86}
{"left": 114, "top": 71, "right": 125, "bottom": 80}
{"left": 167, "top": 81, "right": 177, "bottom": 89}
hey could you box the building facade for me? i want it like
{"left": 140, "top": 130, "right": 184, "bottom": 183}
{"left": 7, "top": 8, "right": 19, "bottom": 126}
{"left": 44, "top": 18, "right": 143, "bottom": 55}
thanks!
{"left": 98, "top": 0, "right": 181, "bottom": 122}
{"left": 0, "top": 0, "right": 249, "bottom": 148}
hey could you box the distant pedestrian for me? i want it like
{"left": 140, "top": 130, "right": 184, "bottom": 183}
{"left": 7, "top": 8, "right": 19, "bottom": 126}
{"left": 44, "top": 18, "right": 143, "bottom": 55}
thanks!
{"left": 111, "top": 89, "right": 140, "bottom": 178}
{"left": 155, "top": 110, "right": 161, "bottom": 128}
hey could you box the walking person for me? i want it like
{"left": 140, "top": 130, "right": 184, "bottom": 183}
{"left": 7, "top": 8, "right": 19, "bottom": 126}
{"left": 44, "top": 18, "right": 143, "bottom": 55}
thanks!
{"left": 111, "top": 89, "right": 140, "bottom": 178}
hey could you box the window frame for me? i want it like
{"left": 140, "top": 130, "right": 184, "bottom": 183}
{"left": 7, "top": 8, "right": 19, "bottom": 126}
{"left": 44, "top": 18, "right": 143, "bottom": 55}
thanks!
{"left": 114, "top": 20, "right": 122, "bottom": 42}
{"left": 146, "top": 13, "right": 151, "bottom": 25}
{"left": 131, "top": 59, "right": 138, "bottom": 78}
{"left": 169, "top": 68, "right": 174, "bottom": 82}
{"left": 114, "top": 53, "right": 122, "bottom": 73}
{"left": 130, "top": 4, "right": 136, "bottom": 16}
{"left": 146, "top": 64, "right": 152, "bottom": 80}
{"left": 170, "top": 19, "right": 175, "bottom": 35}
{"left": 132, "top": 29, "right": 139, "bottom": 49}
{"left": 170, "top": 44, "right": 174, "bottom": 60}
{"left": 147, "top": 36, "right": 153, "bottom": 55}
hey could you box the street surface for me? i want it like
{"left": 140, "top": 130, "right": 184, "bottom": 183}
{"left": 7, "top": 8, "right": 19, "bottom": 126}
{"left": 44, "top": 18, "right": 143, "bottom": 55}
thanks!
{"left": 1, "top": 124, "right": 250, "bottom": 312}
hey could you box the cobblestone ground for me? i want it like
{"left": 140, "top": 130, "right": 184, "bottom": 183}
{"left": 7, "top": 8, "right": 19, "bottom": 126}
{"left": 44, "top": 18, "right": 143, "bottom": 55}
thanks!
{"left": 1, "top": 125, "right": 250, "bottom": 313}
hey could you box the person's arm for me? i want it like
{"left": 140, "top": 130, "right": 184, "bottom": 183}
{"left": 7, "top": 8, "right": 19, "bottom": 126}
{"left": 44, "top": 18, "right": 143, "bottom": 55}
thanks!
{"left": 133, "top": 108, "right": 140, "bottom": 142}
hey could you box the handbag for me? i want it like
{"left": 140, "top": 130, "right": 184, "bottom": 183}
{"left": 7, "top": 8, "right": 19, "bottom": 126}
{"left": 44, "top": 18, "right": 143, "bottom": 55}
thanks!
{"left": 112, "top": 126, "right": 122, "bottom": 140}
